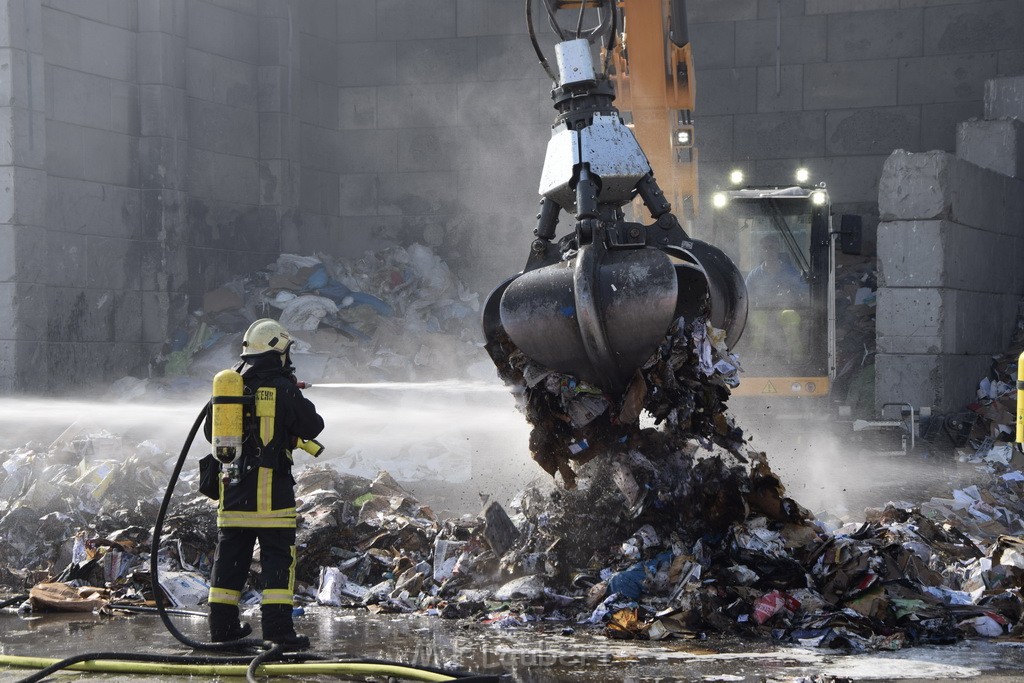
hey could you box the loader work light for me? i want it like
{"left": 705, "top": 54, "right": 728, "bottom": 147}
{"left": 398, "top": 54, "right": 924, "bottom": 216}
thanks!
{"left": 795, "top": 167, "right": 810, "bottom": 183}
{"left": 729, "top": 169, "right": 744, "bottom": 185}
{"left": 712, "top": 192, "right": 727, "bottom": 208}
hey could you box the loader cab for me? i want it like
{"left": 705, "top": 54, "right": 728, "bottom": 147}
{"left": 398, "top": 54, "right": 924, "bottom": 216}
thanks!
{"left": 709, "top": 182, "right": 832, "bottom": 398}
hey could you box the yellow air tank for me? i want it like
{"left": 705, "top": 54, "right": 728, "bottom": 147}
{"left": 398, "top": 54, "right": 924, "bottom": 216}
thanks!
{"left": 212, "top": 369, "right": 244, "bottom": 463}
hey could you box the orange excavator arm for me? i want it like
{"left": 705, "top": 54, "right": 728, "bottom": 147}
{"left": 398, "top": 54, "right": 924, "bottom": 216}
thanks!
{"left": 610, "top": 0, "right": 697, "bottom": 227}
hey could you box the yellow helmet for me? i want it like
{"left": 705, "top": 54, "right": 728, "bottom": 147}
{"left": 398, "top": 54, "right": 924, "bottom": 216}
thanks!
{"left": 241, "top": 318, "right": 292, "bottom": 357}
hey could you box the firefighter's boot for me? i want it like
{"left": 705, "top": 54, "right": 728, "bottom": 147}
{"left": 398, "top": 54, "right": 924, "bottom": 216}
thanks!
{"left": 208, "top": 603, "right": 253, "bottom": 643}
{"left": 261, "top": 604, "right": 310, "bottom": 650}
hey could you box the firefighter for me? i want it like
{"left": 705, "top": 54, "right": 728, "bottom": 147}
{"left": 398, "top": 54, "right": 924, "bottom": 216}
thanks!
{"left": 205, "top": 318, "right": 324, "bottom": 648}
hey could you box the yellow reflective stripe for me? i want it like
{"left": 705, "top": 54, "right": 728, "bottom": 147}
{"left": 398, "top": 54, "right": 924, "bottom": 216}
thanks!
{"left": 217, "top": 518, "right": 296, "bottom": 529}
{"left": 256, "top": 387, "right": 276, "bottom": 446}
{"left": 288, "top": 546, "right": 296, "bottom": 594}
{"left": 262, "top": 588, "right": 293, "bottom": 605}
{"left": 217, "top": 505, "right": 296, "bottom": 528}
{"left": 256, "top": 467, "right": 272, "bottom": 514}
{"left": 209, "top": 587, "right": 241, "bottom": 605}
{"left": 217, "top": 508, "right": 296, "bottom": 519}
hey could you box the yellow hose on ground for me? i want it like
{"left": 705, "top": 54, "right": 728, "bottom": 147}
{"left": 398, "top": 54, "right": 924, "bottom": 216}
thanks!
{"left": 0, "top": 654, "right": 456, "bottom": 681}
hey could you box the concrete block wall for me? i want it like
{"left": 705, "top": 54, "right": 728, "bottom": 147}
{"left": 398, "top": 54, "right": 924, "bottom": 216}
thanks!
{"left": 290, "top": 0, "right": 551, "bottom": 290}
{"left": 875, "top": 82, "right": 1024, "bottom": 411}
{"left": 689, "top": 0, "right": 1024, "bottom": 232}
{"left": 1, "top": 0, "right": 1022, "bottom": 391}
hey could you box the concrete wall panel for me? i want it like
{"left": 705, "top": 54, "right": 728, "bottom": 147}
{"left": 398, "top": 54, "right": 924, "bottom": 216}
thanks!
{"left": 376, "top": 0, "right": 455, "bottom": 41}
{"left": 338, "top": 86, "right": 378, "bottom": 129}
{"left": 377, "top": 171, "right": 459, "bottom": 216}
{"left": 337, "top": 0, "right": 377, "bottom": 43}
{"left": 188, "top": 98, "right": 258, "bottom": 157}
{"left": 806, "top": 0, "right": 899, "bottom": 13}
{"left": 826, "top": 106, "right": 921, "bottom": 155}
{"left": 478, "top": 35, "right": 546, "bottom": 81}
{"left": 456, "top": 0, "right": 527, "bottom": 37}
{"left": 756, "top": 65, "right": 803, "bottom": 113}
{"left": 957, "top": 118, "right": 1024, "bottom": 178}
{"left": 733, "top": 111, "right": 824, "bottom": 160}
{"left": 334, "top": 128, "right": 398, "bottom": 175}
{"left": 41, "top": 7, "right": 82, "bottom": 71}
{"left": 804, "top": 60, "right": 898, "bottom": 109}
{"left": 396, "top": 38, "right": 478, "bottom": 84}
{"left": 689, "top": 21, "right": 735, "bottom": 69}
{"left": 827, "top": 9, "right": 923, "bottom": 62}
{"left": 899, "top": 52, "right": 999, "bottom": 105}
{"left": 735, "top": 16, "right": 827, "bottom": 66}
{"left": 923, "top": 0, "right": 1024, "bottom": 55}
{"left": 920, "top": 99, "right": 983, "bottom": 151}
{"left": 338, "top": 41, "right": 398, "bottom": 89}
{"left": 694, "top": 115, "right": 734, "bottom": 162}
{"left": 999, "top": 49, "right": 1024, "bottom": 76}
{"left": 300, "top": 33, "right": 339, "bottom": 86}
{"left": 339, "top": 173, "right": 378, "bottom": 217}
{"left": 985, "top": 75, "right": 1024, "bottom": 120}
{"left": 688, "top": 0, "right": 758, "bottom": 23}
{"left": 188, "top": 0, "right": 258, "bottom": 64}
{"left": 456, "top": 79, "right": 549, "bottom": 126}
{"left": 186, "top": 49, "right": 258, "bottom": 108}
{"left": 818, "top": 154, "right": 888, "bottom": 203}
{"left": 757, "top": 0, "right": 804, "bottom": 19}
{"left": 697, "top": 67, "right": 757, "bottom": 115}
{"left": 398, "top": 126, "right": 468, "bottom": 172}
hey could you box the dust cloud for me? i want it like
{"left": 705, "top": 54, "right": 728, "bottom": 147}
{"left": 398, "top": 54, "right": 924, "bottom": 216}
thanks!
{"left": 0, "top": 379, "right": 538, "bottom": 517}
{"left": 733, "top": 402, "right": 965, "bottom": 522}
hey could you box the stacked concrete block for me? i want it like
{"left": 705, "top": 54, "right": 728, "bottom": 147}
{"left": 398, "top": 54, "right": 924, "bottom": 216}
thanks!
{"left": 875, "top": 138, "right": 1024, "bottom": 412}
{"left": 957, "top": 119, "right": 1024, "bottom": 179}
{"left": 985, "top": 76, "right": 1024, "bottom": 121}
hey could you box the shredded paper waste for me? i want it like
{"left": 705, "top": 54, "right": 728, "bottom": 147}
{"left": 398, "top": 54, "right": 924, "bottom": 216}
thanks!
{"left": 4, "top": 251, "right": 1024, "bottom": 656}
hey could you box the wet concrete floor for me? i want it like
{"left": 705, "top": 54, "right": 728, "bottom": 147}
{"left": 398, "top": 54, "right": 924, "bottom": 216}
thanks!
{"left": 3, "top": 608, "right": 1024, "bottom": 682}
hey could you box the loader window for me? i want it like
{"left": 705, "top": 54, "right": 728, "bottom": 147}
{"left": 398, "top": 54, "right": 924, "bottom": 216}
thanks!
{"left": 714, "top": 199, "right": 816, "bottom": 375}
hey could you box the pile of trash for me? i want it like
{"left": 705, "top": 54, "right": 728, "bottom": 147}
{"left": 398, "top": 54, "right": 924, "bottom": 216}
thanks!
{"left": 9, "top": 423, "right": 1024, "bottom": 652}
{"left": 0, "top": 432, "right": 183, "bottom": 591}
{"left": 486, "top": 315, "right": 744, "bottom": 487}
{"left": 959, "top": 300, "right": 1024, "bottom": 462}
{"left": 160, "top": 245, "right": 488, "bottom": 383}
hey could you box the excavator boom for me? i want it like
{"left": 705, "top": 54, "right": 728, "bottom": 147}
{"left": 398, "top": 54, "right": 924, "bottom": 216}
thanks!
{"left": 483, "top": 0, "right": 745, "bottom": 398}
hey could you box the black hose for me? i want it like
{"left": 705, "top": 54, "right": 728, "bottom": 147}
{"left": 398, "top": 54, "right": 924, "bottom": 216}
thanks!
{"left": 527, "top": 0, "right": 557, "bottom": 81}
{"left": 246, "top": 642, "right": 284, "bottom": 683}
{"left": 0, "top": 595, "right": 28, "bottom": 609}
{"left": 148, "top": 402, "right": 266, "bottom": 652}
